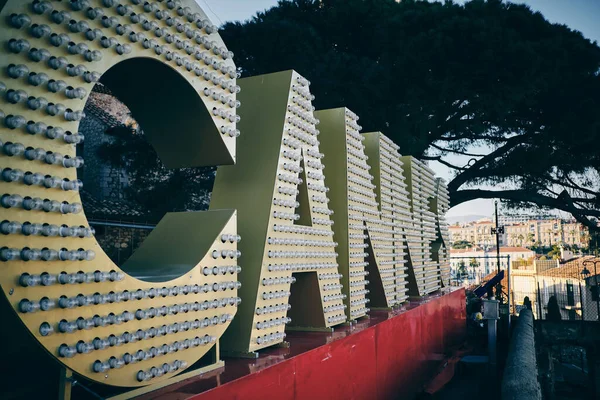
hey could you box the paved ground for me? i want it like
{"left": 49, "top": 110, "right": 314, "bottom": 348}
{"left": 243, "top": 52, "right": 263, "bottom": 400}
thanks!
{"left": 416, "top": 321, "right": 505, "bottom": 400}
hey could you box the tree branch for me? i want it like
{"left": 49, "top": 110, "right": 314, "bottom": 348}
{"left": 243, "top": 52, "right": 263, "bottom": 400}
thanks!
{"left": 421, "top": 155, "right": 467, "bottom": 171}
{"left": 447, "top": 134, "right": 528, "bottom": 193}
{"left": 546, "top": 177, "right": 599, "bottom": 197}
{"left": 430, "top": 142, "right": 487, "bottom": 157}
{"left": 436, "top": 135, "right": 509, "bottom": 143}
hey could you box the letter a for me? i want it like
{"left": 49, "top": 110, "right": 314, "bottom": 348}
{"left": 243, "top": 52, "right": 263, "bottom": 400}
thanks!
{"left": 211, "top": 71, "right": 346, "bottom": 356}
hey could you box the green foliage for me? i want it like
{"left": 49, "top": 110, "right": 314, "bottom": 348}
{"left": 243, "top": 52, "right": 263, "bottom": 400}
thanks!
{"left": 469, "top": 257, "right": 479, "bottom": 269}
{"left": 221, "top": 0, "right": 600, "bottom": 228}
{"left": 547, "top": 244, "right": 561, "bottom": 260}
{"left": 452, "top": 240, "right": 473, "bottom": 249}
{"left": 526, "top": 233, "right": 535, "bottom": 245}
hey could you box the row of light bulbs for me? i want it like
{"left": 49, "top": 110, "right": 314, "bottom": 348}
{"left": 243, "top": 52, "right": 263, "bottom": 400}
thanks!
{"left": 349, "top": 261, "right": 369, "bottom": 269}
{"left": 291, "top": 96, "right": 315, "bottom": 113}
{"left": 286, "top": 116, "right": 318, "bottom": 136}
{"left": 262, "top": 276, "right": 295, "bottom": 286}
{"left": 287, "top": 106, "right": 319, "bottom": 127}
{"left": 92, "top": 335, "right": 208, "bottom": 372}
{"left": 327, "top": 314, "right": 346, "bottom": 324}
{"left": 291, "top": 85, "right": 314, "bottom": 102}
{"left": 255, "top": 303, "right": 290, "bottom": 316}
{"left": 1, "top": 168, "right": 81, "bottom": 191}
{"left": 345, "top": 136, "right": 365, "bottom": 152}
{"left": 59, "top": 315, "right": 229, "bottom": 358}
{"left": 211, "top": 249, "right": 241, "bottom": 259}
{"left": 203, "top": 87, "right": 239, "bottom": 108}
{"left": 202, "top": 265, "right": 241, "bottom": 276}
{"left": 347, "top": 166, "right": 373, "bottom": 182}
{"left": 267, "top": 250, "right": 338, "bottom": 259}
{"left": 261, "top": 290, "right": 290, "bottom": 300}
{"left": 277, "top": 173, "right": 302, "bottom": 185}
{"left": 272, "top": 224, "right": 333, "bottom": 236}
{"left": 323, "top": 293, "right": 346, "bottom": 302}
{"left": 348, "top": 183, "right": 376, "bottom": 199}
{"left": 272, "top": 198, "right": 299, "bottom": 208}
{"left": 350, "top": 288, "right": 369, "bottom": 297}
{"left": 277, "top": 186, "right": 299, "bottom": 196}
{"left": 319, "top": 272, "right": 342, "bottom": 280}
{"left": 349, "top": 205, "right": 381, "bottom": 217}
{"left": 256, "top": 316, "right": 290, "bottom": 330}
{"left": 256, "top": 331, "right": 285, "bottom": 345}
{"left": 348, "top": 251, "right": 368, "bottom": 259}
{"left": 52, "top": 297, "right": 240, "bottom": 337}
{"left": 0, "top": 194, "right": 82, "bottom": 214}
{"left": 348, "top": 175, "right": 376, "bottom": 191}
{"left": 311, "top": 194, "right": 329, "bottom": 204}
{"left": 350, "top": 298, "right": 370, "bottom": 307}
{"left": 132, "top": 298, "right": 239, "bottom": 319}
{"left": 266, "top": 262, "right": 339, "bottom": 272}
{"left": 20, "top": 282, "right": 242, "bottom": 314}
{"left": 346, "top": 156, "right": 371, "bottom": 174}
{"left": 349, "top": 279, "right": 369, "bottom": 288}
{"left": 322, "top": 283, "right": 342, "bottom": 291}
{"left": 350, "top": 307, "right": 370, "bottom": 317}
{"left": 5, "top": 110, "right": 84, "bottom": 130}
{"left": 323, "top": 304, "right": 346, "bottom": 313}
{"left": 12, "top": 1, "right": 238, "bottom": 109}
{"left": 136, "top": 359, "right": 188, "bottom": 382}
{"left": 267, "top": 237, "right": 337, "bottom": 247}
{"left": 280, "top": 150, "right": 300, "bottom": 162}
{"left": 312, "top": 217, "right": 333, "bottom": 226}
{"left": 3, "top": 116, "right": 86, "bottom": 147}
{"left": 1, "top": 246, "right": 95, "bottom": 262}
{"left": 20, "top": 269, "right": 123, "bottom": 288}
{"left": 1, "top": 221, "right": 92, "bottom": 237}
{"left": 286, "top": 126, "right": 318, "bottom": 145}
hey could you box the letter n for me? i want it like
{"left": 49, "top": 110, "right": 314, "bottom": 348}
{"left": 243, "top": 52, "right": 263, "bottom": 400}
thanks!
{"left": 431, "top": 178, "right": 451, "bottom": 287}
{"left": 399, "top": 156, "right": 441, "bottom": 296}
{"left": 317, "top": 110, "right": 410, "bottom": 318}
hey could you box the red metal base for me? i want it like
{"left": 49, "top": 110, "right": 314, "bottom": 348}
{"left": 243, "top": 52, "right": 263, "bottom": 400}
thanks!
{"left": 138, "top": 289, "right": 466, "bottom": 400}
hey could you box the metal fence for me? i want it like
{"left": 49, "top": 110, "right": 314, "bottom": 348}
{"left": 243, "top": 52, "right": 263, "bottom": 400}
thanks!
{"left": 511, "top": 281, "right": 600, "bottom": 321}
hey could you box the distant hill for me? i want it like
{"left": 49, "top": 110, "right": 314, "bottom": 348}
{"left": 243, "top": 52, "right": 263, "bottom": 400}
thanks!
{"left": 447, "top": 215, "right": 488, "bottom": 225}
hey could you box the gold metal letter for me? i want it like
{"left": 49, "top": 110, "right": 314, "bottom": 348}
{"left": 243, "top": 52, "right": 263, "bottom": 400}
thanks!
{"left": 0, "top": 0, "right": 239, "bottom": 387}
{"left": 211, "top": 70, "right": 346, "bottom": 356}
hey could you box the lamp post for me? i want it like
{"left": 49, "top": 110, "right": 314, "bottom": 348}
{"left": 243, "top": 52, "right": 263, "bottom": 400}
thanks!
{"left": 582, "top": 260, "right": 600, "bottom": 320}
{"left": 491, "top": 201, "right": 504, "bottom": 274}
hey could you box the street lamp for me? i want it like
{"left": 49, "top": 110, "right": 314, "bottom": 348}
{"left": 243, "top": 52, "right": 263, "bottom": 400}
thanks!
{"left": 582, "top": 260, "right": 600, "bottom": 320}
{"left": 581, "top": 266, "right": 591, "bottom": 279}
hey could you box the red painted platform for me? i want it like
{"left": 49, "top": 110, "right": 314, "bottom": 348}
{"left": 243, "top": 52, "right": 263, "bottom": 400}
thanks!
{"left": 138, "top": 288, "right": 466, "bottom": 400}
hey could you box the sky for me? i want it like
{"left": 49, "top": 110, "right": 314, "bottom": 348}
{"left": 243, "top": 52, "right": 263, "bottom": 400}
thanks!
{"left": 197, "top": 0, "right": 600, "bottom": 218}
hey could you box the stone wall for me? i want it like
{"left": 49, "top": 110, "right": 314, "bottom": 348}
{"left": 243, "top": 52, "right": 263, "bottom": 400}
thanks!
{"left": 501, "top": 309, "right": 542, "bottom": 400}
{"left": 79, "top": 90, "right": 132, "bottom": 202}
{"left": 91, "top": 224, "right": 152, "bottom": 265}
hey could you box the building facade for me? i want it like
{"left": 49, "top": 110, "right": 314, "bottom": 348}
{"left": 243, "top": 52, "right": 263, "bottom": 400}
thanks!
{"left": 506, "top": 257, "right": 600, "bottom": 321}
{"left": 448, "top": 219, "right": 504, "bottom": 248}
{"left": 449, "top": 218, "right": 588, "bottom": 249}
{"left": 449, "top": 246, "right": 536, "bottom": 284}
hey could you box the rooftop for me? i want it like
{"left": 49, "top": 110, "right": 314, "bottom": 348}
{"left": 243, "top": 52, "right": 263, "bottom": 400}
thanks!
{"left": 538, "top": 256, "right": 599, "bottom": 279}
{"left": 450, "top": 246, "right": 533, "bottom": 254}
